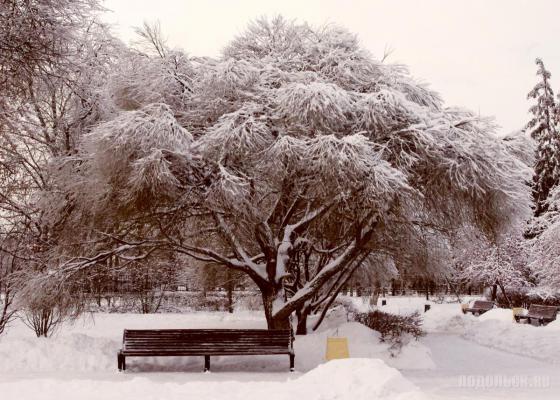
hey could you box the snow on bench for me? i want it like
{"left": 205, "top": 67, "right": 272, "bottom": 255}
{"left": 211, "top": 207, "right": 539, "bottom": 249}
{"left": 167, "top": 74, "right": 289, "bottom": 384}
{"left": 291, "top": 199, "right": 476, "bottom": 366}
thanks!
{"left": 514, "top": 304, "right": 558, "bottom": 326}
{"left": 462, "top": 300, "right": 495, "bottom": 316}
{"left": 117, "top": 329, "right": 295, "bottom": 372}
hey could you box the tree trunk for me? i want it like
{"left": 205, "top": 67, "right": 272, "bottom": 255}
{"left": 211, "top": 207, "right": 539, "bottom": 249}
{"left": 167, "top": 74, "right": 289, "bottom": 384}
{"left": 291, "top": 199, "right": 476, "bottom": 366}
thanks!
{"left": 497, "top": 280, "right": 511, "bottom": 308}
{"left": 261, "top": 288, "right": 291, "bottom": 330}
{"left": 491, "top": 283, "right": 498, "bottom": 301}
{"left": 295, "top": 305, "right": 310, "bottom": 335}
{"left": 226, "top": 270, "right": 234, "bottom": 313}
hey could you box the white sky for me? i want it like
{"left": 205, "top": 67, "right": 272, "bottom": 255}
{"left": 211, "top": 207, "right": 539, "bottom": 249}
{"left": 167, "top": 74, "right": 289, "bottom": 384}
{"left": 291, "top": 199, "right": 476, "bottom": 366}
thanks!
{"left": 102, "top": 0, "right": 560, "bottom": 135}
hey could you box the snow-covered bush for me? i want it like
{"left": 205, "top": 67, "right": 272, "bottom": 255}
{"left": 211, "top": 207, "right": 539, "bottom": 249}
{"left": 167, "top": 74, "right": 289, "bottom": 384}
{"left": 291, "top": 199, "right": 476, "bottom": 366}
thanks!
{"left": 354, "top": 310, "right": 425, "bottom": 351}
{"left": 19, "top": 286, "right": 82, "bottom": 338}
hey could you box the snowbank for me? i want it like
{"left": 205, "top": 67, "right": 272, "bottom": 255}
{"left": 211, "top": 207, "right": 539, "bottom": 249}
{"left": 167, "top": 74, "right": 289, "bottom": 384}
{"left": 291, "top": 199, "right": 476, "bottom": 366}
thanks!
{"left": 0, "top": 359, "right": 426, "bottom": 400}
{"left": 294, "top": 359, "right": 426, "bottom": 400}
{"left": 0, "top": 334, "right": 118, "bottom": 372}
{"left": 464, "top": 316, "right": 560, "bottom": 364}
{"left": 423, "top": 305, "right": 560, "bottom": 364}
{"left": 0, "top": 313, "right": 434, "bottom": 374}
{"left": 295, "top": 322, "right": 435, "bottom": 371}
{"left": 422, "top": 304, "right": 475, "bottom": 333}
{"left": 478, "top": 308, "right": 515, "bottom": 322}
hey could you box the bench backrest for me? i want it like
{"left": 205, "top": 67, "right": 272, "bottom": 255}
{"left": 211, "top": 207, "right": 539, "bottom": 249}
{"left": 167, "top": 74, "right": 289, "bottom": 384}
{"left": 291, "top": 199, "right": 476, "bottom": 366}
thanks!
{"left": 472, "top": 300, "right": 494, "bottom": 310}
{"left": 528, "top": 304, "right": 558, "bottom": 319}
{"left": 122, "top": 329, "right": 292, "bottom": 355}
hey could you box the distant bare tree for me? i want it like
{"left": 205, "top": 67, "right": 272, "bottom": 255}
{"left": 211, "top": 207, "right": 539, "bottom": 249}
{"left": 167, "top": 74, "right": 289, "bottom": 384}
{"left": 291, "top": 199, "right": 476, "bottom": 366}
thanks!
{"left": 0, "top": 238, "right": 20, "bottom": 335}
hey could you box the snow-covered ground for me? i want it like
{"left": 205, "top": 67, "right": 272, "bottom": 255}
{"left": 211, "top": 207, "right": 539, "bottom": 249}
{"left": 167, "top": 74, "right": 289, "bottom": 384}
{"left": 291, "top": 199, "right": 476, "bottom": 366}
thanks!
{"left": 0, "top": 297, "right": 558, "bottom": 399}
{"left": 405, "top": 303, "right": 560, "bottom": 399}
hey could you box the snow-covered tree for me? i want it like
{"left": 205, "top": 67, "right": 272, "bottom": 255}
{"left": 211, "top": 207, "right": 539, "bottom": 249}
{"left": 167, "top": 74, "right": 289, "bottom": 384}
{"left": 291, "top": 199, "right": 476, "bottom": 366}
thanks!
{"left": 501, "top": 130, "right": 535, "bottom": 168}
{"left": 45, "top": 17, "right": 530, "bottom": 330}
{"left": 526, "top": 58, "right": 560, "bottom": 217}
{"left": 461, "top": 234, "right": 531, "bottom": 306}
{"left": 0, "top": 15, "right": 125, "bottom": 336}
{"left": 0, "top": 236, "right": 21, "bottom": 335}
{"left": 0, "top": 0, "right": 101, "bottom": 97}
{"left": 528, "top": 184, "right": 560, "bottom": 290}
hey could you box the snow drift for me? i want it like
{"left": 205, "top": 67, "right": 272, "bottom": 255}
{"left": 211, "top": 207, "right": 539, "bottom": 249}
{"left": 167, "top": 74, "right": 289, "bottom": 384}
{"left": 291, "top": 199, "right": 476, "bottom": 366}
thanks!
{"left": 0, "top": 313, "right": 434, "bottom": 373}
{"left": 423, "top": 305, "right": 560, "bottom": 363}
{"left": 0, "top": 359, "right": 426, "bottom": 400}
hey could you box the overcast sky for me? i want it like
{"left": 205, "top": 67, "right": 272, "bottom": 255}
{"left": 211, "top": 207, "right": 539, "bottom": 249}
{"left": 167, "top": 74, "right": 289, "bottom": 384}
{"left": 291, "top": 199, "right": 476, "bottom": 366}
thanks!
{"left": 103, "top": 0, "right": 560, "bottom": 135}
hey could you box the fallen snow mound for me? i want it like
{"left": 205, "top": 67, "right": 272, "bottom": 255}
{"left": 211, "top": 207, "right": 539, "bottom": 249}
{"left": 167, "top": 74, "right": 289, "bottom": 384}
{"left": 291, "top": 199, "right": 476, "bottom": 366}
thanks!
{"left": 295, "top": 322, "right": 435, "bottom": 371}
{"left": 478, "top": 308, "right": 515, "bottom": 322}
{"left": 423, "top": 305, "right": 560, "bottom": 364}
{"left": 0, "top": 359, "right": 427, "bottom": 400}
{"left": 295, "top": 358, "right": 427, "bottom": 400}
{"left": 422, "top": 304, "right": 475, "bottom": 333}
{"left": 0, "top": 317, "right": 435, "bottom": 373}
{"left": 0, "top": 334, "right": 118, "bottom": 372}
{"left": 464, "top": 315, "right": 560, "bottom": 364}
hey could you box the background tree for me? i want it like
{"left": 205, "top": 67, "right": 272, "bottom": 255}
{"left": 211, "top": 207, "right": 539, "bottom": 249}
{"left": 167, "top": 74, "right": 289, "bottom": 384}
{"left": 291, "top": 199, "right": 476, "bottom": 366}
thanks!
{"left": 529, "top": 185, "right": 560, "bottom": 290}
{"left": 0, "top": 235, "right": 21, "bottom": 335}
{"left": 0, "top": 0, "right": 100, "bottom": 97}
{"left": 0, "top": 7, "right": 124, "bottom": 335}
{"left": 526, "top": 58, "right": 560, "bottom": 218}
{"left": 461, "top": 234, "right": 531, "bottom": 306}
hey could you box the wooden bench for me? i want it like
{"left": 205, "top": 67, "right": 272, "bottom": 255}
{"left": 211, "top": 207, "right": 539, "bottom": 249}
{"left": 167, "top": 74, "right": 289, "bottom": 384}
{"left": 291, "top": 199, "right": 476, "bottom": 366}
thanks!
{"left": 117, "top": 329, "right": 295, "bottom": 372}
{"left": 462, "top": 300, "right": 494, "bottom": 316}
{"left": 514, "top": 304, "right": 558, "bottom": 326}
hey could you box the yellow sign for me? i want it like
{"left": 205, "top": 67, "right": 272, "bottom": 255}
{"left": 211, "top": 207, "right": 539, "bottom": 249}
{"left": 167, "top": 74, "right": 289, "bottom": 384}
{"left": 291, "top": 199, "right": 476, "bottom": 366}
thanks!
{"left": 326, "top": 337, "right": 349, "bottom": 361}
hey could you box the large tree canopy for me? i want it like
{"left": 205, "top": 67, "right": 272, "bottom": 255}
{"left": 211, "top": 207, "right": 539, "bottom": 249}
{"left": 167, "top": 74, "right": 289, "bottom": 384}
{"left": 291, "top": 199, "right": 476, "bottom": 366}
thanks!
{"left": 41, "top": 17, "right": 530, "bottom": 330}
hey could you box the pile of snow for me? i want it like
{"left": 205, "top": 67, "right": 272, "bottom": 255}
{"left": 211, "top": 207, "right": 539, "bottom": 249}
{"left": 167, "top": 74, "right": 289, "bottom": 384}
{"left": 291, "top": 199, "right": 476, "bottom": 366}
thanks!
{"left": 478, "top": 308, "right": 516, "bottom": 322}
{"left": 423, "top": 305, "right": 560, "bottom": 364}
{"left": 422, "top": 304, "right": 476, "bottom": 333}
{"left": 0, "top": 334, "right": 118, "bottom": 373}
{"left": 0, "top": 359, "right": 426, "bottom": 400}
{"left": 464, "top": 314, "right": 560, "bottom": 364}
{"left": 337, "top": 294, "right": 374, "bottom": 313}
{"left": 295, "top": 322, "right": 435, "bottom": 371}
{"left": 294, "top": 359, "right": 426, "bottom": 400}
{"left": 0, "top": 313, "right": 434, "bottom": 374}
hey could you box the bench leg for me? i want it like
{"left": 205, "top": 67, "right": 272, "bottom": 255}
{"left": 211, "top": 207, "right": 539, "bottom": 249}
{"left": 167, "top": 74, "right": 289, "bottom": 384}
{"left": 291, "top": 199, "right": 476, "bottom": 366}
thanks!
{"left": 289, "top": 353, "right": 295, "bottom": 372}
{"left": 204, "top": 355, "right": 210, "bottom": 372}
{"left": 118, "top": 352, "right": 126, "bottom": 371}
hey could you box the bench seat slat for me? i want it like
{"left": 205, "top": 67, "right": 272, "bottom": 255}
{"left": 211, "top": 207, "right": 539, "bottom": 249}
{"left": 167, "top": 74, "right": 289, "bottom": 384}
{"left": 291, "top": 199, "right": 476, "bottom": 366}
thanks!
{"left": 122, "top": 351, "right": 291, "bottom": 356}
{"left": 123, "top": 344, "right": 288, "bottom": 350}
{"left": 125, "top": 344, "right": 289, "bottom": 346}
{"left": 125, "top": 329, "right": 290, "bottom": 335}
{"left": 125, "top": 340, "right": 288, "bottom": 344}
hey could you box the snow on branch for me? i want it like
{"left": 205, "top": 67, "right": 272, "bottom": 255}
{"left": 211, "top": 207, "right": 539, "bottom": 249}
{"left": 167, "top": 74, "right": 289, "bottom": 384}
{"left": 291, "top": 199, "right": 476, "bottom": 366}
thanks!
{"left": 276, "top": 81, "right": 354, "bottom": 133}
{"left": 80, "top": 103, "right": 193, "bottom": 208}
